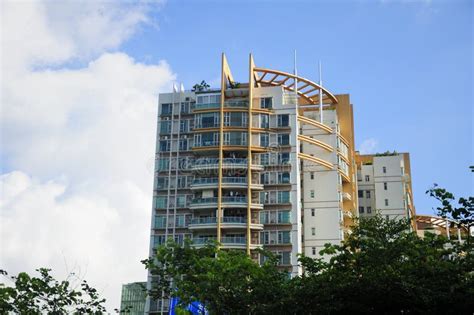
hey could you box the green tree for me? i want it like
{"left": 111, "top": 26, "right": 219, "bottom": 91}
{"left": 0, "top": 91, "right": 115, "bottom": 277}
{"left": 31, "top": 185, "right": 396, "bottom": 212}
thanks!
{"left": 142, "top": 240, "right": 290, "bottom": 314}
{"left": 0, "top": 268, "right": 107, "bottom": 314}
{"left": 292, "top": 216, "right": 474, "bottom": 314}
{"left": 427, "top": 183, "right": 473, "bottom": 243}
{"left": 191, "top": 80, "right": 210, "bottom": 92}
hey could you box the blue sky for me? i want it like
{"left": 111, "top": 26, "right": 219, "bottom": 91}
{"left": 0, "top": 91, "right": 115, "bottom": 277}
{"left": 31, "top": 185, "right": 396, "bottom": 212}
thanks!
{"left": 122, "top": 0, "right": 473, "bottom": 214}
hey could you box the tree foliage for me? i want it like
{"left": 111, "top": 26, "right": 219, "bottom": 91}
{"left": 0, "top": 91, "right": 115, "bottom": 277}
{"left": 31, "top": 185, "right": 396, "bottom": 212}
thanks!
{"left": 0, "top": 268, "right": 107, "bottom": 314}
{"left": 142, "top": 241, "right": 289, "bottom": 314}
{"left": 426, "top": 184, "right": 473, "bottom": 243}
{"left": 191, "top": 81, "right": 210, "bottom": 92}
{"left": 145, "top": 191, "right": 474, "bottom": 314}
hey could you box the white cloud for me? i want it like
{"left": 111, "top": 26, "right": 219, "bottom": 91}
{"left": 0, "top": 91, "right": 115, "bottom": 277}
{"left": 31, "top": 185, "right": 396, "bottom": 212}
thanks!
{"left": 359, "top": 138, "right": 379, "bottom": 154}
{"left": 1, "top": 0, "right": 173, "bottom": 311}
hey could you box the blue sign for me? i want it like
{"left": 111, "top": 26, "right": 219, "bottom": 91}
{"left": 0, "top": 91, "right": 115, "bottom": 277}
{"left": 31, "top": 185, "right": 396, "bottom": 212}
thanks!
{"left": 169, "top": 297, "right": 208, "bottom": 315}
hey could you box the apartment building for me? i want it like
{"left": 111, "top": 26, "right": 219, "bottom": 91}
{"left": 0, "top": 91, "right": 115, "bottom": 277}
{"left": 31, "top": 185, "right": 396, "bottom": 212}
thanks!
{"left": 145, "top": 54, "right": 413, "bottom": 313}
{"left": 356, "top": 153, "right": 415, "bottom": 229}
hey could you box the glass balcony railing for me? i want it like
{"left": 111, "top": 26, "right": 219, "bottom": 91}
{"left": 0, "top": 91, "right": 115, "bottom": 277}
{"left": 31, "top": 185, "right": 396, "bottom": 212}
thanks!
{"left": 191, "top": 197, "right": 218, "bottom": 204}
{"left": 193, "top": 237, "right": 217, "bottom": 244}
{"left": 193, "top": 103, "right": 220, "bottom": 110}
{"left": 190, "top": 197, "right": 250, "bottom": 205}
{"left": 224, "top": 100, "right": 249, "bottom": 108}
{"left": 223, "top": 140, "right": 247, "bottom": 146}
{"left": 193, "top": 236, "right": 246, "bottom": 245}
{"left": 191, "top": 217, "right": 217, "bottom": 224}
{"left": 190, "top": 216, "right": 247, "bottom": 225}
{"left": 193, "top": 141, "right": 219, "bottom": 148}
{"left": 194, "top": 122, "right": 220, "bottom": 129}
{"left": 221, "top": 236, "right": 246, "bottom": 244}
{"left": 192, "top": 177, "right": 248, "bottom": 185}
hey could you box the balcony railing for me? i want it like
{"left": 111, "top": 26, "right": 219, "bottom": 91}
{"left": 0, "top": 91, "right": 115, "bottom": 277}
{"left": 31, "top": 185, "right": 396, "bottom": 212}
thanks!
{"left": 193, "top": 103, "right": 220, "bottom": 110}
{"left": 224, "top": 100, "right": 249, "bottom": 108}
{"left": 193, "top": 236, "right": 246, "bottom": 245}
{"left": 193, "top": 141, "right": 219, "bottom": 148}
{"left": 190, "top": 216, "right": 247, "bottom": 225}
{"left": 191, "top": 197, "right": 258, "bottom": 205}
{"left": 192, "top": 177, "right": 249, "bottom": 185}
{"left": 221, "top": 236, "right": 246, "bottom": 244}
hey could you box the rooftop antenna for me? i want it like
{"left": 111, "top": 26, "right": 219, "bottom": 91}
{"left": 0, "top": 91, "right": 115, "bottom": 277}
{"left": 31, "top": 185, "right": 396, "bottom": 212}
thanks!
{"left": 319, "top": 60, "right": 323, "bottom": 123}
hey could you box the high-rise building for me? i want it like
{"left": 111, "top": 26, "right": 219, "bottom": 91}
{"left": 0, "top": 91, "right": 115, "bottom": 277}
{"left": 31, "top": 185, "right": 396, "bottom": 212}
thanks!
{"left": 120, "top": 282, "right": 147, "bottom": 315}
{"left": 145, "top": 54, "right": 415, "bottom": 314}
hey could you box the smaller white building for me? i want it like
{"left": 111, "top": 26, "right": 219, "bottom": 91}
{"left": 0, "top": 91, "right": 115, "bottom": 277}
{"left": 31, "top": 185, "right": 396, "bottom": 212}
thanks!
{"left": 356, "top": 153, "right": 415, "bottom": 224}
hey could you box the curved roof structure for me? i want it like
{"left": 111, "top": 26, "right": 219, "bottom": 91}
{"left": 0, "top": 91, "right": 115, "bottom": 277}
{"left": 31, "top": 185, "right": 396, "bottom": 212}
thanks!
{"left": 416, "top": 215, "right": 468, "bottom": 232}
{"left": 253, "top": 67, "right": 338, "bottom": 105}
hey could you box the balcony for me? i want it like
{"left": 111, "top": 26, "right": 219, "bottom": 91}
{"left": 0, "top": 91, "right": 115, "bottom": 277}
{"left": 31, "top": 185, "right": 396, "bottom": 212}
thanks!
{"left": 224, "top": 100, "right": 248, "bottom": 109}
{"left": 193, "top": 141, "right": 219, "bottom": 149}
{"left": 190, "top": 177, "right": 263, "bottom": 190}
{"left": 193, "top": 103, "right": 220, "bottom": 111}
{"left": 192, "top": 236, "right": 262, "bottom": 249}
{"left": 189, "top": 197, "right": 263, "bottom": 210}
{"left": 191, "top": 158, "right": 264, "bottom": 171}
{"left": 188, "top": 216, "right": 263, "bottom": 231}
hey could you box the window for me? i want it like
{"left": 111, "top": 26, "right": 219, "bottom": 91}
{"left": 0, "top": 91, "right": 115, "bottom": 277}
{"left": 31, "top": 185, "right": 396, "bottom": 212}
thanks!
{"left": 177, "top": 176, "right": 186, "bottom": 188}
{"left": 384, "top": 182, "right": 388, "bottom": 190}
{"left": 161, "top": 103, "right": 172, "bottom": 115}
{"left": 260, "top": 97, "right": 273, "bottom": 109}
{"left": 358, "top": 190, "right": 364, "bottom": 198}
{"left": 155, "top": 196, "right": 167, "bottom": 209}
{"left": 159, "top": 140, "right": 170, "bottom": 152}
{"left": 180, "top": 102, "right": 190, "bottom": 114}
{"left": 179, "top": 139, "right": 188, "bottom": 151}
{"left": 365, "top": 175, "right": 370, "bottom": 182}
{"left": 277, "top": 114, "right": 289, "bottom": 127}
{"left": 310, "top": 190, "right": 315, "bottom": 198}
{"left": 367, "top": 206, "right": 372, "bottom": 213}
{"left": 278, "top": 211, "right": 291, "bottom": 223}
{"left": 366, "top": 190, "right": 371, "bottom": 198}
{"left": 385, "top": 199, "right": 389, "bottom": 206}
{"left": 278, "top": 231, "right": 291, "bottom": 244}
{"left": 156, "top": 177, "right": 168, "bottom": 189}
{"left": 312, "top": 247, "right": 316, "bottom": 255}
{"left": 278, "top": 134, "right": 290, "bottom": 145}
{"left": 311, "top": 227, "right": 316, "bottom": 236}
{"left": 310, "top": 172, "right": 314, "bottom": 180}
{"left": 225, "top": 112, "right": 248, "bottom": 127}
{"left": 154, "top": 216, "right": 167, "bottom": 229}
{"left": 311, "top": 209, "right": 315, "bottom": 217}
{"left": 158, "top": 158, "right": 169, "bottom": 171}
{"left": 278, "top": 172, "right": 290, "bottom": 184}
{"left": 260, "top": 133, "right": 269, "bottom": 147}
{"left": 179, "top": 120, "right": 188, "bottom": 133}
{"left": 260, "top": 114, "right": 269, "bottom": 128}
{"left": 278, "top": 191, "right": 290, "bottom": 203}
{"left": 359, "top": 206, "right": 364, "bottom": 213}
{"left": 279, "top": 153, "right": 290, "bottom": 165}
{"left": 177, "top": 196, "right": 187, "bottom": 208}
{"left": 153, "top": 235, "right": 166, "bottom": 247}
{"left": 382, "top": 166, "right": 387, "bottom": 174}
{"left": 160, "top": 121, "right": 171, "bottom": 133}
{"left": 278, "top": 252, "right": 291, "bottom": 265}
{"left": 175, "top": 215, "right": 186, "bottom": 227}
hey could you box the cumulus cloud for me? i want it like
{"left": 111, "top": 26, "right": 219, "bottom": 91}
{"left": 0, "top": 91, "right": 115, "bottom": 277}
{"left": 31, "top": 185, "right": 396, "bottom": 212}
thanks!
{"left": 359, "top": 138, "right": 379, "bottom": 154}
{"left": 1, "top": 0, "right": 173, "bottom": 311}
